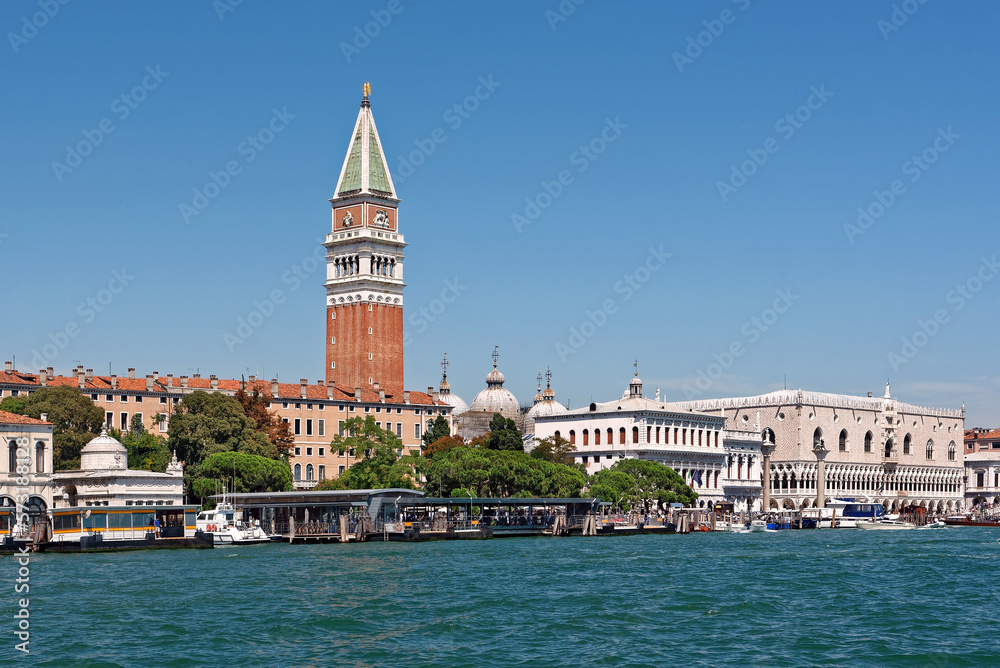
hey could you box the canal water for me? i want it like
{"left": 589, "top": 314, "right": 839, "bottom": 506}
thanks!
{"left": 6, "top": 528, "right": 1000, "bottom": 667}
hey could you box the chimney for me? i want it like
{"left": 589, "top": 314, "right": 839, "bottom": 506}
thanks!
{"left": 4, "top": 361, "right": 10, "bottom": 373}
{"left": 76, "top": 365, "right": 84, "bottom": 376}
{"left": 271, "top": 379, "right": 279, "bottom": 397}
{"left": 78, "top": 373, "right": 85, "bottom": 389}
{"left": 427, "top": 386, "right": 433, "bottom": 396}
{"left": 867, "top": 392, "right": 873, "bottom": 397}
{"left": 300, "top": 379, "right": 308, "bottom": 399}
{"left": 248, "top": 375, "right": 256, "bottom": 383}
{"left": 354, "top": 386, "right": 362, "bottom": 401}
{"left": 46, "top": 367, "right": 53, "bottom": 381}
{"left": 403, "top": 390, "right": 410, "bottom": 404}
{"left": 433, "top": 391, "right": 440, "bottom": 404}
{"left": 180, "top": 375, "right": 189, "bottom": 388}
{"left": 167, "top": 374, "right": 174, "bottom": 387}
{"left": 193, "top": 373, "right": 201, "bottom": 379}
{"left": 40, "top": 413, "right": 47, "bottom": 423}
{"left": 38, "top": 371, "right": 47, "bottom": 387}
{"left": 146, "top": 374, "right": 154, "bottom": 391}
{"left": 111, "top": 374, "right": 117, "bottom": 389}
{"left": 86, "top": 368, "right": 93, "bottom": 380}
{"left": 379, "top": 388, "right": 386, "bottom": 403}
{"left": 327, "top": 385, "right": 334, "bottom": 400}
{"left": 210, "top": 375, "right": 218, "bottom": 390}
{"left": 317, "top": 380, "right": 324, "bottom": 387}
{"left": 128, "top": 368, "right": 135, "bottom": 379}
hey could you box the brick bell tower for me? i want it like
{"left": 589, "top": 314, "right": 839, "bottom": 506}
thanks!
{"left": 324, "top": 83, "right": 405, "bottom": 395}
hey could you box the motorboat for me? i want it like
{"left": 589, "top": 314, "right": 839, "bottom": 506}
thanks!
{"left": 195, "top": 500, "right": 271, "bottom": 545}
{"left": 856, "top": 518, "right": 915, "bottom": 530}
{"left": 749, "top": 519, "right": 767, "bottom": 533}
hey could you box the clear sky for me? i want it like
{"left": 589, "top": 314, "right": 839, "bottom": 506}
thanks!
{"left": 2, "top": 1, "right": 998, "bottom": 425}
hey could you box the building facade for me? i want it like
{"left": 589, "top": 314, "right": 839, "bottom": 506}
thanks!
{"left": 0, "top": 409, "right": 53, "bottom": 535}
{"left": 671, "top": 383, "right": 965, "bottom": 513}
{"left": 964, "top": 427, "right": 1000, "bottom": 508}
{"left": 325, "top": 83, "right": 406, "bottom": 395}
{"left": 533, "top": 374, "right": 762, "bottom": 510}
{"left": 0, "top": 364, "right": 453, "bottom": 491}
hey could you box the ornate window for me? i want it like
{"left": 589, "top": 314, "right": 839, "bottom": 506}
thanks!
{"left": 948, "top": 441, "right": 956, "bottom": 461}
{"left": 839, "top": 429, "right": 848, "bottom": 452}
{"left": 864, "top": 431, "right": 873, "bottom": 453}
{"left": 903, "top": 433, "right": 911, "bottom": 455}
{"left": 926, "top": 439, "right": 934, "bottom": 460}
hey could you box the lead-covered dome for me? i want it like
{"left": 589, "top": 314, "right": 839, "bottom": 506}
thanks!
{"left": 468, "top": 349, "right": 519, "bottom": 420}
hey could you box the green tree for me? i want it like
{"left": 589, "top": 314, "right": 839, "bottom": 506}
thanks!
{"left": 112, "top": 427, "right": 171, "bottom": 472}
{"left": 589, "top": 460, "right": 697, "bottom": 510}
{"left": 21, "top": 386, "right": 104, "bottom": 470}
{"left": 0, "top": 396, "right": 28, "bottom": 415}
{"left": 485, "top": 413, "right": 524, "bottom": 452}
{"left": 234, "top": 384, "right": 293, "bottom": 456}
{"left": 421, "top": 415, "right": 451, "bottom": 448}
{"left": 166, "top": 391, "right": 278, "bottom": 468}
{"left": 190, "top": 451, "right": 293, "bottom": 503}
{"left": 531, "top": 435, "right": 577, "bottom": 466}
{"left": 317, "top": 416, "right": 417, "bottom": 490}
{"left": 129, "top": 412, "right": 146, "bottom": 434}
{"left": 418, "top": 447, "right": 586, "bottom": 498}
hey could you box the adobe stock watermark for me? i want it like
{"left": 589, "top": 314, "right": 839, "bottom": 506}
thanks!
{"left": 545, "top": 0, "right": 586, "bottom": 31}
{"left": 877, "top": 0, "right": 929, "bottom": 41}
{"left": 682, "top": 288, "right": 799, "bottom": 398}
{"left": 213, "top": 0, "right": 244, "bottom": 21}
{"left": 395, "top": 75, "right": 501, "bottom": 184}
{"left": 672, "top": 0, "right": 752, "bottom": 73}
{"left": 843, "top": 126, "right": 959, "bottom": 244}
{"left": 888, "top": 254, "right": 997, "bottom": 372}
{"left": 402, "top": 278, "right": 467, "bottom": 347}
{"left": 340, "top": 0, "right": 411, "bottom": 63}
{"left": 512, "top": 117, "right": 628, "bottom": 234}
{"left": 13, "top": 436, "right": 32, "bottom": 655}
{"left": 28, "top": 268, "right": 134, "bottom": 370}
{"left": 223, "top": 241, "right": 325, "bottom": 352}
{"left": 51, "top": 65, "right": 170, "bottom": 182}
{"left": 556, "top": 246, "right": 671, "bottom": 361}
{"left": 716, "top": 85, "right": 833, "bottom": 202}
{"left": 7, "top": 0, "right": 71, "bottom": 54}
{"left": 179, "top": 107, "right": 295, "bottom": 224}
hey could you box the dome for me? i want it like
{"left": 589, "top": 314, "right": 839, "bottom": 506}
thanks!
{"left": 437, "top": 353, "right": 469, "bottom": 415}
{"left": 527, "top": 398, "right": 567, "bottom": 419}
{"left": 80, "top": 427, "right": 128, "bottom": 471}
{"left": 468, "top": 351, "right": 519, "bottom": 419}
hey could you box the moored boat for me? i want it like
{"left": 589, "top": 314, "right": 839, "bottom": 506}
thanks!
{"left": 856, "top": 518, "right": 915, "bottom": 530}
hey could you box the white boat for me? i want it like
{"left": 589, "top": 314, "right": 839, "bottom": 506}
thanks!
{"left": 195, "top": 501, "right": 271, "bottom": 545}
{"left": 856, "top": 519, "right": 915, "bottom": 530}
{"left": 749, "top": 519, "right": 767, "bottom": 533}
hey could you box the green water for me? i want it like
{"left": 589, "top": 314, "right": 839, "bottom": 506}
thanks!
{"left": 5, "top": 528, "right": 1000, "bottom": 667}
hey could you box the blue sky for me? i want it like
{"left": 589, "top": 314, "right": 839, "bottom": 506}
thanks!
{"left": 2, "top": 1, "right": 998, "bottom": 425}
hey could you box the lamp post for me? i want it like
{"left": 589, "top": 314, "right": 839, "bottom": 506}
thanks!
{"left": 761, "top": 438, "right": 776, "bottom": 515}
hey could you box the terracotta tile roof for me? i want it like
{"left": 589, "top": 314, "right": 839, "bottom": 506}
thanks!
{"left": 1, "top": 369, "right": 446, "bottom": 408}
{"left": 966, "top": 428, "right": 1000, "bottom": 440}
{"left": 0, "top": 410, "right": 50, "bottom": 426}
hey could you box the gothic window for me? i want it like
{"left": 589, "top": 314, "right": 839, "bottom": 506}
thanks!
{"left": 839, "top": 429, "right": 848, "bottom": 452}
{"left": 926, "top": 439, "right": 934, "bottom": 460}
{"left": 903, "top": 433, "right": 911, "bottom": 455}
{"left": 582, "top": 429, "right": 589, "bottom": 446}
{"left": 884, "top": 439, "right": 893, "bottom": 458}
{"left": 864, "top": 431, "right": 873, "bottom": 453}
{"left": 948, "top": 441, "right": 956, "bottom": 461}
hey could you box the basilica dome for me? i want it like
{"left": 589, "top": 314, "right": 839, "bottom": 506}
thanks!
{"left": 438, "top": 377, "right": 469, "bottom": 415}
{"left": 468, "top": 355, "right": 519, "bottom": 420}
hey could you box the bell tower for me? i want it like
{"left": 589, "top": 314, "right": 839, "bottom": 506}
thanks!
{"left": 324, "top": 83, "right": 406, "bottom": 395}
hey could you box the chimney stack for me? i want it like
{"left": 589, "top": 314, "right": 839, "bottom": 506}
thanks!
{"left": 210, "top": 375, "right": 218, "bottom": 390}
{"left": 128, "top": 368, "right": 135, "bottom": 379}
{"left": 167, "top": 373, "right": 174, "bottom": 387}
{"left": 248, "top": 375, "right": 256, "bottom": 383}
{"left": 317, "top": 380, "right": 324, "bottom": 387}
{"left": 86, "top": 368, "right": 93, "bottom": 380}
{"left": 180, "top": 375, "right": 189, "bottom": 388}
{"left": 327, "top": 385, "right": 334, "bottom": 400}
{"left": 867, "top": 392, "right": 873, "bottom": 397}
{"left": 4, "top": 361, "right": 10, "bottom": 373}
{"left": 379, "top": 388, "right": 386, "bottom": 403}
{"left": 271, "top": 379, "right": 279, "bottom": 397}
{"left": 403, "top": 390, "right": 410, "bottom": 404}
{"left": 40, "top": 413, "right": 47, "bottom": 423}
{"left": 38, "top": 371, "right": 47, "bottom": 387}
{"left": 354, "top": 386, "right": 362, "bottom": 401}
{"left": 46, "top": 367, "right": 53, "bottom": 381}
{"left": 111, "top": 374, "right": 117, "bottom": 390}
{"left": 300, "top": 379, "right": 308, "bottom": 399}
{"left": 146, "top": 374, "right": 154, "bottom": 391}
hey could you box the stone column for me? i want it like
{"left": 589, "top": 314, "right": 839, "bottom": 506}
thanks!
{"left": 761, "top": 442, "right": 775, "bottom": 513}
{"left": 814, "top": 439, "right": 829, "bottom": 508}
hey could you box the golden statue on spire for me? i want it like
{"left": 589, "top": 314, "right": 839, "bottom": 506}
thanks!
{"left": 363, "top": 82, "right": 371, "bottom": 98}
